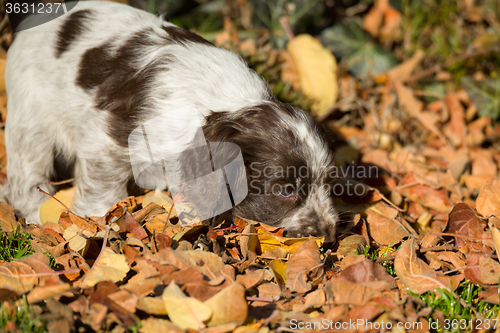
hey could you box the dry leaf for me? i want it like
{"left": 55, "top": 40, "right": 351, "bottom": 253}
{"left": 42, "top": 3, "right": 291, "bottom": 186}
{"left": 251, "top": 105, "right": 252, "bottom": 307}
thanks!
{"left": 395, "top": 238, "right": 449, "bottom": 294}
{"left": 240, "top": 224, "right": 259, "bottom": 258}
{"left": 40, "top": 187, "right": 76, "bottom": 224}
{"left": 204, "top": 282, "right": 247, "bottom": 326}
{"left": 477, "top": 178, "right": 500, "bottom": 217}
{"left": 447, "top": 203, "right": 487, "bottom": 253}
{"left": 162, "top": 281, "right": 212, "bottom": 330}
{"left": 285, "top": 240, "right": 323, "bottom": 293}
{"left": 479, "top": 256, "right": 500, "bottom": 284}
{"left": 139, "top": 318, "right": 183, "bottom": 333}
{"left": 81, "top": 248, "right": 130, "bottom": 288}
{"left": 287, "top": 34, "right": 338, "bottom": 116}
{"left": 141, "top": 189, "right": 176, "bottom": 215}
{"left": 367, "top": 204, "right": 409, "bottom": 245}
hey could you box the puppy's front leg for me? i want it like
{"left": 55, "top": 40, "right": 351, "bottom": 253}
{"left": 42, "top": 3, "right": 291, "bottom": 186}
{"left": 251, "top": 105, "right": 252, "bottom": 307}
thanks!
{"left": 0, "top": 128, "right": 56, "bottom": 224}
{"left": 71, "top": 157, "right": 130, "bottom": 219}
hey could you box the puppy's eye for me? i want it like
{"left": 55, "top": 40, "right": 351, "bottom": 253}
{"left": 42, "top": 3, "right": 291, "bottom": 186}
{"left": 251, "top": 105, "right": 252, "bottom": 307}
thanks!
{"left": 278, "top": 185, "right": 295, "bottom": 198}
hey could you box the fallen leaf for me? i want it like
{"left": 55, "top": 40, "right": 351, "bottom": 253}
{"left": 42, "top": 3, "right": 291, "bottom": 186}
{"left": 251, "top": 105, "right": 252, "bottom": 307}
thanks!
{"left": 477, "top": 178, "right": 500, "bottom": 217}
{"left": 162, "top": 281, "right": 212, "bottom": 330}
{"left": 367, "top": 204, "right": 410, "bottom": 245}
{"left": 204, "top": 282, "right": 247, "bottom": 326}
{"left": 326, "top": 279, "right": 383, "bottom": 306}
{"left": 141, "top": 189, "right": 176, "bottom": 214}
{"left": 338, "top": 260, "right": 397, "bottom": 290}
{"left": 81, "top": 248, "right": 130, "bottom": 288}
{"left": 40, "top": 187, "right": 76, "bottom": 224}
{"left": 395, "top": 238, "right": 449, "bottom": 294}
{"left": 0, "top": 202, "right": 19, "bottom": 232}
{"left": 337, "top": 235, "right": 367, "bottom": 258}
{"left": 240, "top": 224, "right": 259, "bottom": 259}
{"left": 139, "top": 318, "right": 183, "bottom": 333}
{"left": 479, "top": 256, "right": 500, "bottom": 284}
{"left": 285, "top": 240, "right": 323, "bottom": 293}
{"left": 287, "top": 34, "right": 338, "bottom": 116}
{"left": 447, "top": 203, "right": 487, "bottom": 253}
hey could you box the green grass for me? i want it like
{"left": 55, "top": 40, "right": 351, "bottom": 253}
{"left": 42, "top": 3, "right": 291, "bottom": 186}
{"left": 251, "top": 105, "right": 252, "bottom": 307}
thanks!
{"left": 0, "top": 226, "right": 35, "bottom": 262}
{"left": 0, "top": 296, "right": 46, "bottom": 333}
{"left": 411, "top": 281, "right": 500, "bottom": 333}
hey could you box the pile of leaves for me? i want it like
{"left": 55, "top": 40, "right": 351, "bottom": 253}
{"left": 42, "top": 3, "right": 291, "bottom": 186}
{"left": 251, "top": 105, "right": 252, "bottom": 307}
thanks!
{"left": 0, "top": 0, "right": 500, "bottom": 332}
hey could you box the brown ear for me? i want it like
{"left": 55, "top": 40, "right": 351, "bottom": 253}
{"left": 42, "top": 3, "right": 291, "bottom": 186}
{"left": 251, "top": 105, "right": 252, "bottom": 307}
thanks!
{"left": 176, "top": 113, "right": 249, "bottom": 225}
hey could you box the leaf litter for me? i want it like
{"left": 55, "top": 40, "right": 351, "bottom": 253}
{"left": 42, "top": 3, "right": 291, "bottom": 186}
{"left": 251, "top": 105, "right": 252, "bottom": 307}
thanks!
{"left": 0, "top": 0, "right": 500, "bottom": 332}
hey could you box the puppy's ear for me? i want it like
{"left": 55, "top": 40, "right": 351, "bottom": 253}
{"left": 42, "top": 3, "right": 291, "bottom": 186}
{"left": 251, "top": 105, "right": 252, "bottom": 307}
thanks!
{"left": 176, "top": 112, "right": 248, "bottom": 226}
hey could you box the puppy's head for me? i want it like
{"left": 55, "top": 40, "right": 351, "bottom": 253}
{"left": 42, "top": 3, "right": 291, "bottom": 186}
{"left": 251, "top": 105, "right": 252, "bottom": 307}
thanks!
{"left": 180, "top": 102, "right": 338, "bottom": 243}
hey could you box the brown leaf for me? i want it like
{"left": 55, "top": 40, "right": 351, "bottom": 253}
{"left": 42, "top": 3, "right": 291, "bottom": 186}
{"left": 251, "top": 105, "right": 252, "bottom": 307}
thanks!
{"left": 479, "top": 256, "right": 500, "bottom": 284}
{"left": 477, "top": 178, "right": 500, "bottom": 218}
{"left": 80, "top": 248, "right": 130, "bottom": 288}
{"left": 0, "top": 202, "right": 19, "bottom": 232}
{"left": 162, "top": 281, "right": 212, "bottom": 330}
{"left": 479, "top": 287, "right": 500, "bottom": 304}
{"left": 394, "top": 238, "right": 449, "bottom": 294}
{"left": 447, "top": 202, "right": 487, "bottom": 253}
{"left": 471, "top": 150, "right": 497, "bottom": 178}
{"left": 338, "top": 260, "right": 397, "bottom": 290}
{"left": 340, "top": 305, "right": 384, "bottom": 333}
{"left": 0, "top": 253, "right": 54, "bottom": 294}
{"left": 367, "top": 203, "right": 410, "bottom": 245}
{"left": 240, "top": 224, "right": 259, "bottom": 259}
{"left": 337, "top": 235, "right": 367, "bottom": 258}
{"left": 326, "top": 279, "right": 383, "bottom": 306}
{"left": 443, "top": 93, "right": 466, "bottom": 146}
{"left": 363, "top": 5, "right": 384, "bottom": 37}
{"left": 388, "top": 49, "right": 425, "bottom": 83}
{"left": 204, "top": 282, "right": 247, "bottom": 327}
{"left": 285, "top": 240, "right": 323, "bottom": 293}
{"left": 139, "top": 318, "right": 183, "bottom": 333}
{"left": 115, "top": 212, "right": 148, "bottom": 240}
{"left": 398, "top": 172, "right": 451, "bottom": 212}
{"left": 464, "top": 253, "right": 483, "bottom": 284}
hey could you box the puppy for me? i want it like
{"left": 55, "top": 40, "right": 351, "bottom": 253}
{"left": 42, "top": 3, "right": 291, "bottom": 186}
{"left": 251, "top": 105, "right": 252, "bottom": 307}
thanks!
{"left": 2, "top": 1, "right": 338, "bottom": 242}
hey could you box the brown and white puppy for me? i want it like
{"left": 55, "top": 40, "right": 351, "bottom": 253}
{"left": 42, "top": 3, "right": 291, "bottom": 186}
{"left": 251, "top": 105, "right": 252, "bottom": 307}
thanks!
{"left": 2, "top": 1, "right": 338, "bottom": 242}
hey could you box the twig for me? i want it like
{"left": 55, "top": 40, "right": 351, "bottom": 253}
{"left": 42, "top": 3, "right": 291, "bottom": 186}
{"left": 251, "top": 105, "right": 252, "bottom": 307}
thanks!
{"left": 431, "top": 232, "right": 492, "bottom": 241}
{"left": 48, "top": 177, "right": 78, "bottom": 186}
{"left": 37, "top": 186, "right": 70, "bottom": 212}
{"left": 246, "top": 296, "right": 279, "bottom": 302}
{"left": 162, "top": 182, "right": 185, "bottom": 234}
{"left": 19, "top": 268, "right": 80, "bottom": 277}
{"left": 279, "top": 17, "right": 295, "bottom": 41}
{"left": 36, "top": 186, "right": 106, "bottom": 228}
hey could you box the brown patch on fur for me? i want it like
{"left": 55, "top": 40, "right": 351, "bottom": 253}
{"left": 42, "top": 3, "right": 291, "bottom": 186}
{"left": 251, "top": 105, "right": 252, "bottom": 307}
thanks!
{"left": 55, "top": 9, "right": 94, "bottom": 58}
{"left": 162, "top": 26, "right": 213, "bottom": 47}
{"left": 76, "top": 29, "right": 165, "bottom": 146}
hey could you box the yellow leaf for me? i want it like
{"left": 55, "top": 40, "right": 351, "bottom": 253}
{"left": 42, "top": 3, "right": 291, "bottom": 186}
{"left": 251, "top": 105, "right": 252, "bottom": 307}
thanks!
{"left": 81, "top": 248, "right": 130, "bottom": 288}
{"left": 40, "top": 187, "right": 76, "bottom": 224}
{"left": 204, "top": 282, "right": 247, "bottom": 326}
{"left": 0, "top": 52, "right": 6, "bottom": 91}
{"left": 268, "top": 259, "right": 287, "bottom": 291}
{"left": 62, "top": 224, "right": 92, "bottom": 254}
{"left": 257, "top": 229, "right": 323, "bottom": 253}
{"left": 240, "top": 224, "right": 259, "bottom": 258}
{"left": 489, "top": 224, "right": 500, "bottom": 261}
{"left": 287, "top": 34, "right": 338, "bottom": 116}
{"left": 162, "top": 281, "right": 212, "bottom": 330}
{"left": 142, "top": 189, "right": 176, "bottom": 215}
